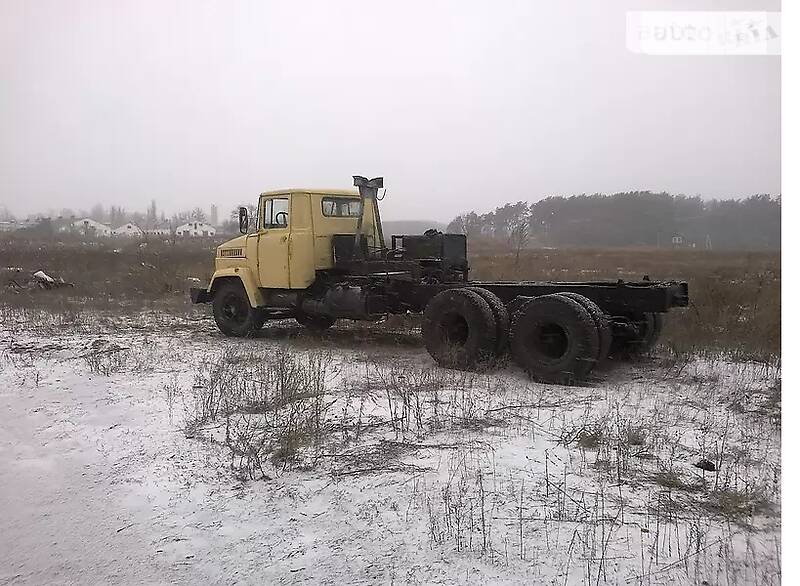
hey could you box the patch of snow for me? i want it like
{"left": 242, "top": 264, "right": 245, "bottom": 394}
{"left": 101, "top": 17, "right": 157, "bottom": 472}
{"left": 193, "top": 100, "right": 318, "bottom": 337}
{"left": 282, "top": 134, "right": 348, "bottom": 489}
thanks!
{"left": 0, "top": 319, "right": 781, "bottom": 584}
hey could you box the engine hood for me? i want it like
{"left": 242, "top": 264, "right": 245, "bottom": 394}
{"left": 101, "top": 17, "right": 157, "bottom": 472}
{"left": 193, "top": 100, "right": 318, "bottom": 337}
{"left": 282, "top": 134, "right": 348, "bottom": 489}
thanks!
{"left": 216, "top": 235, "right": 248, "bottom": 258}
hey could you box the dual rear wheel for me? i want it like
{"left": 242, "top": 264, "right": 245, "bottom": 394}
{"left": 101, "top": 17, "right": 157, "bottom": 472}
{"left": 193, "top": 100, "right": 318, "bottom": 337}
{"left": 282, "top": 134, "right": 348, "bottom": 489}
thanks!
{"left": 509, "top": 294, "right": 603, "bottom": 384}
{"left": 423, "top": 288, "right": 660, "bottom": 384}
{"left": 616, "top": 312, "right": 663, "bottom": 356}
{"left": 422, "top": 288, "right": 498, "bottom": 370}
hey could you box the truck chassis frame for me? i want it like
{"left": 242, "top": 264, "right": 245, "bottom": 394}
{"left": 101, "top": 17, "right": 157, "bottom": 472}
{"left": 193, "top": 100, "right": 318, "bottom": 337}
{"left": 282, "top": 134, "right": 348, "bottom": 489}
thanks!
{"left": 191, "top": 231, "right": 688, "bottom": 385}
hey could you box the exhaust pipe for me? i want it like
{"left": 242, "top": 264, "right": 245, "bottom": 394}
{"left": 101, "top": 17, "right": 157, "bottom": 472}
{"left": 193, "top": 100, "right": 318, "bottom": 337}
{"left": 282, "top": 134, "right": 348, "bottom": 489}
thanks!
{"left": 352, "top": 175, "right": 384, "bottom": 257}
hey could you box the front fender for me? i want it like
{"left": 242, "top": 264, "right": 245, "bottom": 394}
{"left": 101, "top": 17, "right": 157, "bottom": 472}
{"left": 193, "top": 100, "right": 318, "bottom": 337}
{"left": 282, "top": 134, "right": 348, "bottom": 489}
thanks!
{"left": 209, "top": 267, "right": 264, "bottom": 308}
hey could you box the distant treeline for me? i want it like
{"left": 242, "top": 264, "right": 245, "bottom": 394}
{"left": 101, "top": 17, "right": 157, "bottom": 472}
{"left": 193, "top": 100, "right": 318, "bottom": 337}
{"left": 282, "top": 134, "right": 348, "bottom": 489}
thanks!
{"left": 446, "top": 192, "right": 780, "bottom": 250}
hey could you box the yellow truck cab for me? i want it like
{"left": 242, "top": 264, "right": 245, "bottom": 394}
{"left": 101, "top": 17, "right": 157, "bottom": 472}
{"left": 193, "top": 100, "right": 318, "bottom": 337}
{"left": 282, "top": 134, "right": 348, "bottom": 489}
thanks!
{"left": 210, "top": 188, "right": 383, "bottom": 301}
{"left": 192, "top": 177, "right": 394, "bottom": 335}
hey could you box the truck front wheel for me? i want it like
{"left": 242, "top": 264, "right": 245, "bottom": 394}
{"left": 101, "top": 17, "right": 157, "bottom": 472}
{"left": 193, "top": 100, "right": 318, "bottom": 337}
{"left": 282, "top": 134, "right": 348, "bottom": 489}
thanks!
{"left": 212, "top": 281, "right": 259, "bottom": 337}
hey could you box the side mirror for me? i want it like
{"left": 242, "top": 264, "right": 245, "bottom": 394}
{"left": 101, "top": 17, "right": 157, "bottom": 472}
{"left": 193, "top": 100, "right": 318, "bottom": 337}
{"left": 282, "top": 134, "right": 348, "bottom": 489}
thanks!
{"left": 238, "top": 207, "right": 248, "bottom": 234}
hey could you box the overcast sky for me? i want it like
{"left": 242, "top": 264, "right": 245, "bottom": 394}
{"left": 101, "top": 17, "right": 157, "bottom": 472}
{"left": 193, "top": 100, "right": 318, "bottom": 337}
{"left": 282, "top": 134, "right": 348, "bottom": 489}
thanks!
{"left": 0, "top": 0, "right": 781, "bottom": 222}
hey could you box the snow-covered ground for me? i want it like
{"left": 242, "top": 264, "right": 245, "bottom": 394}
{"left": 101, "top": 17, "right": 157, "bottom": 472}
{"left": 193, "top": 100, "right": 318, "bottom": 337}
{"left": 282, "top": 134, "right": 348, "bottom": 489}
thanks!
{"left": 0, "top": 312, "right": 781, "bottom": 585}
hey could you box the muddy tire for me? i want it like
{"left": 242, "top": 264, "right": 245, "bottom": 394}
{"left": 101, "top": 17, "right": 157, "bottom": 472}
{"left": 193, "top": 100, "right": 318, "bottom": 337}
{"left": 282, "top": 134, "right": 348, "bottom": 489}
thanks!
{"left": 508, "top": 295, "right": 534, "bottom": 320}
{"left": 644, "top": 312, "right": 664, "bottom": 350}
{"left": 212, "top": 281, "right": 259, "bottom": 337}
{"left": 253, "top": 310, "right": 268, "bottom": 330}
{"left": 296, "top": 312, "right": 336, "bottom": 331}
{"left": 509, "top": 294, "right": 600, "bottom": 384}
{"left": 555, "top": 293, "right": 612, "bottom": 364}
{"left": 465, "top": 287, "right": 509, "bottom": 355}
{"left": 613, "top": 312, "right": 663, "bottom": 357}
{"left": 636, "top": 312, "right": 664, "bottom": 352}
{"left": 423, "top": 288, "right": 497, "bottom": 370}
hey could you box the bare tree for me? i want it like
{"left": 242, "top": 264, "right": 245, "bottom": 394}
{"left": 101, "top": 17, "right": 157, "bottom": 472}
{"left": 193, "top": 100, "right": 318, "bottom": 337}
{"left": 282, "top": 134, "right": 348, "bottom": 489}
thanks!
{"left": 229, "top": 204, "right": 258, "bottom": 232}
{"left": 191, "top": 207, "right": 207, "bottom": 222}
{"left": 147, "top": 200, "right": 158, "bottom": 228}
{"left": 508, "top": 217, "right": 530, "bottom": 276}
{"left": 110, "top": 206, "right": 126, "bottom": 226}
{"left": 446, "top": 214, "right": 468, "bottom": 234}
{"left": 169, "top": 212, "right": 190, "bottom": 246}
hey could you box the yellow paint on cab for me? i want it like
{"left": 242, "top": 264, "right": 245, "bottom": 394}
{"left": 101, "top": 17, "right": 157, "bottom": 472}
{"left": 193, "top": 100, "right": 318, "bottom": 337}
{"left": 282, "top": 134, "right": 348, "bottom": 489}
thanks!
{"left": 208, "top": 190, "right": 382, "bottom": 306}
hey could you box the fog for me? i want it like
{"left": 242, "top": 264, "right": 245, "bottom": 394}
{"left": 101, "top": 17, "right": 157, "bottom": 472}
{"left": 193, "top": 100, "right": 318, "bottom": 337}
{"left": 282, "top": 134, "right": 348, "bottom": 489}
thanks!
{"left": 0, "top": 0, "right": 781, "bottom": 222}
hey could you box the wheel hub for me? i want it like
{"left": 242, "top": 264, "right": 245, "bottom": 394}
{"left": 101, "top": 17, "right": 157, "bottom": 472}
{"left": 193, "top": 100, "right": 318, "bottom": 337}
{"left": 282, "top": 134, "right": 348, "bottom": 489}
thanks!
{"left": 440, "top": 312, "right": 470, "bottom": 346}
{"left": 533, "top": 323, "right": 569, "bottom": 359}
{"left": 222, "top": 295, "right": 247, "bottom": 324}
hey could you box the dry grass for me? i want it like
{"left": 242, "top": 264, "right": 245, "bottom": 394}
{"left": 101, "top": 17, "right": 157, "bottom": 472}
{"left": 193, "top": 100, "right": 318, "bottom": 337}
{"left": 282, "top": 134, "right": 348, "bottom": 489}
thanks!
{"left": 1, "top": 235, "right": 780, "bottom": 361}
{"left": 0, "top": 234, "right": 216, "bottom": 312}
{"left": 180, "top": 345, "right": 341, "bottom": 478}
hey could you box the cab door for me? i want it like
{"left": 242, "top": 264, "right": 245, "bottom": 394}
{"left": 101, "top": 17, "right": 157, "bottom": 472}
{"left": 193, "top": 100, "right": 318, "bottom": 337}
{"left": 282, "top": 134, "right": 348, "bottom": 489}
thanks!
{"left": 257, "top": 196, "right": 291, "bottom": 289}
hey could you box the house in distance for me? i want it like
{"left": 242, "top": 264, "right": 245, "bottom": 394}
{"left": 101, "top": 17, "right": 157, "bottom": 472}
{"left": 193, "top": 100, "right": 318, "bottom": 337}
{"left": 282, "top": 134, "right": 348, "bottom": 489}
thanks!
{"left": 69, "top": 218, "right": 112, "bottom": 237}
{"left": 112, "top": 223, "right": 144, "bottom": 237}
{"left": 176, "top": 221, "right": 216, "bottom": 237}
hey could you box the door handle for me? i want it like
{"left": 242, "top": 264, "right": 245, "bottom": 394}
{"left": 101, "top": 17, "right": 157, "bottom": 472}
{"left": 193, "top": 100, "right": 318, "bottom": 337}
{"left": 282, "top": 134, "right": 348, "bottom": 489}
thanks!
{"left": 281, "top": 235, "right": 288, "bottom": 243}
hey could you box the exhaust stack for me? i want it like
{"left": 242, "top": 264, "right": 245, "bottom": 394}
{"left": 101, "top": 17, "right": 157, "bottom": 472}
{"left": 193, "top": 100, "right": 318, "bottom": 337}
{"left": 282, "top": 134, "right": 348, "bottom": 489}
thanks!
{"left": 352, "top": 175, "right": 384, "bottom": 256}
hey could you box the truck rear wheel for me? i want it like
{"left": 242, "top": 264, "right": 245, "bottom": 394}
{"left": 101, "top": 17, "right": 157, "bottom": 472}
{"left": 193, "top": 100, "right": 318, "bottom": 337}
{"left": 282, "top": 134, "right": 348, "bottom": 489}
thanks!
{"left": 644, "top": 312, "right": 664, "bottom": 350}
{"left": 555, "top": 293, "right": 612, "bottom": 364}
{"left": 423, "top": 288, "right": 497, "bottom": 370}
{"left": 212, "top": 281, "right": 258, "bottom": 337}
{"left": 465, "top": 287, "right": 509, "bottom": 355}
{"left": 508, "top": 296, "right": 534, "bottom": 320}
{"left": 634, "top": 312, "right": 664, "bottom": 352}
{"left": 612, "top": 312, "right": 664, "bottom": 358}
{"left": 509, "top": 294, "right": 600, "bottom": 384}
{"left": 296, "top": 312, "right": 336, "bottom": 331}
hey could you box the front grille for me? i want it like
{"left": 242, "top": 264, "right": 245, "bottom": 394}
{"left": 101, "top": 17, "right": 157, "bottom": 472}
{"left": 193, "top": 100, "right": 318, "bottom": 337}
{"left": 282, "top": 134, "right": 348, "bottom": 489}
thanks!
{"left": 219, "top": 248, "right": 244, "bottom": 258}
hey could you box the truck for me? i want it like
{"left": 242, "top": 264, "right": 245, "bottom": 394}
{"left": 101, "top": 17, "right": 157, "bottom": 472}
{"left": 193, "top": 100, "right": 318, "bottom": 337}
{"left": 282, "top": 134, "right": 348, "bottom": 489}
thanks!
{"left": 190, "top": 176, "right": 689, "bottom": 384}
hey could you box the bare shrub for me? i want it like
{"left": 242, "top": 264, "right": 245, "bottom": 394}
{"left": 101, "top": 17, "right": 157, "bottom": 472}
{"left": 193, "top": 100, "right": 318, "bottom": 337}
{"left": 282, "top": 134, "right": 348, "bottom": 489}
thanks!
{"left": 330, "top": 439, "right": 424, "bottom": 477}
{"left": 426, "top": 445, "right": 496, "bottom": 556}
{"left": 653, "top": 469, "right": 696, "bottom": 491}
{"left": 126, "top": 337, "right": 162, "bottom": 374}
{"left": 705, "top": 487, "right": 773, "bottom": 519}
{"left": 185, "top": 345, "right": 339, "bottom": 479}
{"left": 163, "top": 374, "right": 179, "bottom": 423}
{"left": 82, "top": 344, "right": 129, "bottom": 375}
{"left": 624, "top": 423, "right": 648, "bottom": 446}
{"left": 365, "top": 361, "right": 503, "bottom": 439}
{"left": 559, "top": 416, "right": 609, "bottom": 450}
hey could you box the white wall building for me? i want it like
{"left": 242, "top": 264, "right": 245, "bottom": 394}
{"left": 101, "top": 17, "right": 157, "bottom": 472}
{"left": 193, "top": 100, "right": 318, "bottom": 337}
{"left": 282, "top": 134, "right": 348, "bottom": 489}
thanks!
{"left": 144, "top": 227, "right": 171, "bottom": 237}
{"left": 176, "top": 221, "right": 216, "bottom": 237}
{"left": 0, "top": 220, "right": 22, "bottom": 232}
{"left": 112, "top": 223, "right": 144, "bottom": 237}
{"left": 70, "top": 218, "right": 111, "bottom": 237}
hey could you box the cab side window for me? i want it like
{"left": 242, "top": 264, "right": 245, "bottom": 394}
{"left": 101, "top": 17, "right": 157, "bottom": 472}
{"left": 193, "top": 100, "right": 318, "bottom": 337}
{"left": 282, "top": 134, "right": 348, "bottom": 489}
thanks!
{"left": 322, "top": 197, "right": 361, "bottom": 217}
{"left": 263, "top": 197, "right": 290, "bottom": 229}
